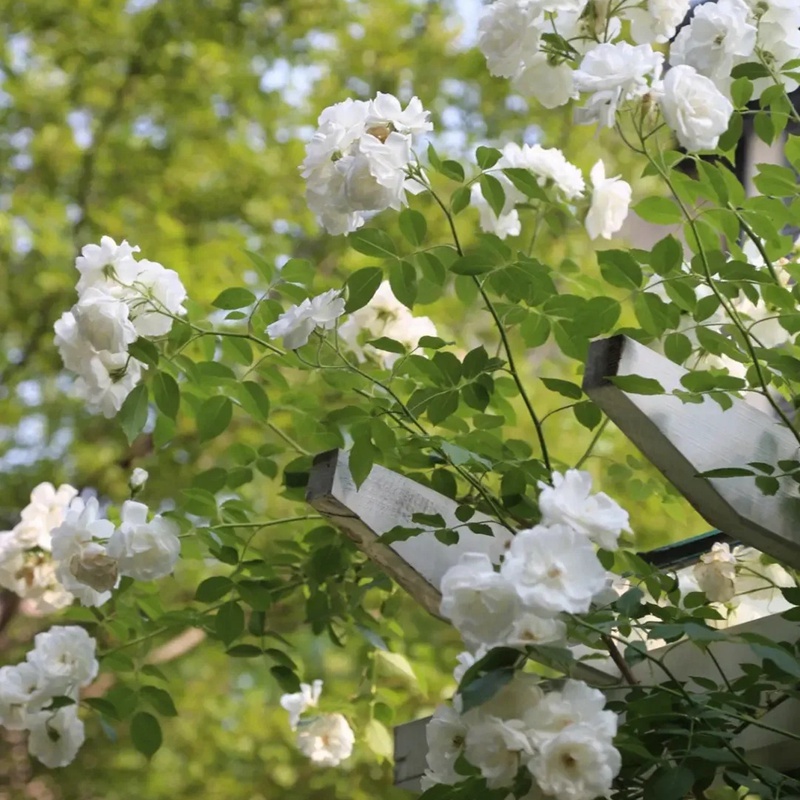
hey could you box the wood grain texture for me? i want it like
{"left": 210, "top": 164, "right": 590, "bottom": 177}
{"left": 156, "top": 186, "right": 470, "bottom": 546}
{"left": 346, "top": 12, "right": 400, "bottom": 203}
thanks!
{"left": 306, "top": 450, "right": 513, "bottom": 618}
{"left": 583, "top": 335, "right": 800, "bottom": 568}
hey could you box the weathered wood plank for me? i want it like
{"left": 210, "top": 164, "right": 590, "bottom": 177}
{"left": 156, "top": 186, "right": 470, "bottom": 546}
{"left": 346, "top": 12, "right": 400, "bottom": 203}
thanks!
{"left": 306, "top": 450, "right": 513, "bottom": 618}
{"left": 583, "top": 335, "right": 800, "bottom": 569}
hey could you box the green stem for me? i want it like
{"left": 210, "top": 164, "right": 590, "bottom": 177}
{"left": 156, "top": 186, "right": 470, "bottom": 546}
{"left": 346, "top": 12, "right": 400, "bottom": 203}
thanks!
{"left": 428, "top": 185, "right": 553, "bottom": 475}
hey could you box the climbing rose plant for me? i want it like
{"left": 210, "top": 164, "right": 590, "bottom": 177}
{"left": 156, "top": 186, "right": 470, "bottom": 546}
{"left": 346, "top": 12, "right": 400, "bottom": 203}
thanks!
{"left": 3, "top": 1, "right": 800, "bottom": 798}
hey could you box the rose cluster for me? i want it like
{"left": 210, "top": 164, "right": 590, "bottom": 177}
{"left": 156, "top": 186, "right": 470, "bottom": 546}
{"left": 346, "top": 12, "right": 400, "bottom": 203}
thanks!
{"left": 0, "top": 481, "right": 181, "bottom": 611}
{"left": 430, "top": 469, "right": 630, "bottom": 798}
{"left": 266, "top": 281, "right": 438, "bottom": 369}
{"left": 301, "top": 92, "right": 432, "bottom": 234}
{"left": 279, "top": 679, "right": 355, "bottom": 767}
{"left": 424, "top": 674, "right": 620, "bottom": 800}
{"left": 55, "top": 236, "right": 187, "bottom": 417}
{"left": 0, "top": 625, "right": 98, "bottom": 768}
{"left": 0, "top": 483, "right": 78, "bottom": 614}
{"left": 471, "top": 142, "right": 632, "bottom": 241}
{"left": 478, "top": 0, "right": 800, "bottom": 152}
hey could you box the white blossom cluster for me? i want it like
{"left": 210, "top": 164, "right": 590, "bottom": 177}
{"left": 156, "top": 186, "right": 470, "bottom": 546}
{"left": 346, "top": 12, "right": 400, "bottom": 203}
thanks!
{"left": 0, "top": 625, "right": 98, "bottom": 768}
{"left": 0, "top": 481, "right": 181, "bottom": 612}
{"left": 267, "top": 281, "right": 438, "bottom": 368}
{"left": 423, "top": 673, "right": 620, "bottom": 800}
{"left": 691, "top": 541, "right": 795, "bottom": 608}
{"left": 301, "top": 93, "right": 432, "bottom": 234}
{"left": 0, "top": 483, "right": 78, "bottom": 613}
{"left": 471, "top": 142, "right": 631, "bottom": 241}
{"left": 55, "top": 236, "right": 187, "bottom": 417}
{"left": 432, "top": 469, "right": 630, "bottom": 797}
{"left": 477, "top": 0, "right": 800, "bottom": 152}
{"left": 279, "top": 679, "right": 355, "bottom": 767}
{"left": 266, "top": 289, "right": 346, "bottom": 350}
{"left": 338, "top": 281, "right": 438, "bottom": 367}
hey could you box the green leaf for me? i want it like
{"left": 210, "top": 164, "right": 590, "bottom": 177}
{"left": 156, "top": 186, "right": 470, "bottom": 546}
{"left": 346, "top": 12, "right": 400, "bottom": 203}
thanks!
{"left": 476, "top": 145, "right": 501, "bottom": 169}
{"left": 697, "top": 467, "right": 754, "bottom": 478}
{"left": 152, "top": 371, "right": 180, "bottom": 419}
{"left": 541, "top": 377, "right": 582, "bottom": 399}
{"left": 609, "top": 375, "right": 664, "bottom": 394}
{"left": 245, "top": 250, "right": 274, "bottom": 284}
{"left": 650, "top": 235, "right": 683, "bottom": 276}
{"left": 280, "top": 258, "right": 315, "bottom": 285}
{"left": 398, "top": 208, "right": 427, "bottom": 246}
{"left": 439, "top": 159, "right": 465, "bottom": 182}
{"left": 141, "top": 686, "right": 178, "bottom": 717}
{"left": 212, "top": 287, "right": 257, "bottom": 309}
{"left": 216, "top": 601, "right": 245, "bottom": 644}
{"left": 521, "top": 313, "right": 550, "bottom": 347}
{"left": 119, "top": 384, "right": 149, "bottom": 444}
{"left": 634, "top": 197, "right": 683, "bottom": 225}
{"left": 450, "top": 255, "right": 493, "bottom": 275}
{"left": 197, "top": 396, "right": 233, "bottom": 441}
{"left": 344, "top": 266, "right": 383, "bottom": 313}
{"left": 195, "top": 576, "right": 233, "bottom": 603}
{"left": 364, "top": 718, "right": 393, "bottom": 760}
{"left": 226, "top": 644, "right": 264, "bottom": 658}
{"left": 502, "top": 168, "right": 547, "bottom": 201}
{"left": 459, "top": 667, "right": 514, "bottom": 714}
{"left": 389, "top": 259, "right": 418, "bottom": 309}
{"left": 348, "top": 228, "right": 397, "bottom": 259}
{"left": 128, "top": 338, "right": 159, "bottom": 367}
{"left": 270, "top": 665, "right": 301, "bottom": 693}
{"left": 130, "top": 712, "right": 162, "bottom": 759}
{"left": 367, "top": 336, "right": 406, "bottom": 354}
{"left": 412, "top": 512, "right": 446, "bottom": 527}
{"left": 663, "top": 332, "right": 692, "bottom": 365}
{"left": 645, "top": 765, "right": 695, "bottom": 800}
{"left": 376, "top": 650, "right": 418, "bottom": 683}
{"left": 573, "top": 401, "right": 601, "bottom": 430}
{"left": 350, "top": 436, "right": 378, "bottom": 488}
{"left": 479, "top": 173, "right": 506, "bottom": 218}
{"left": 237, "top": 380, "right": 270, "bottom": 421}
{"left": 450, "top": 186, "right": 471, "bottom": 215}
{"left": 597, "top": 250, "right": 642, "bottom": 290}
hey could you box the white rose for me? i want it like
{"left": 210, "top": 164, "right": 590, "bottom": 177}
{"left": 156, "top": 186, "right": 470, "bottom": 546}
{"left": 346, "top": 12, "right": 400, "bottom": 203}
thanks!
{"left": 464, "top": 715, "right": 532, "bottom": 788}
{"left": 366, "top": 93, "right": 433, "bottom": 136}
{"left": 26, "top": 706, "right": 86, "bottom": 768}
{"left": 538, "top": 469, "right": 631, "bottom": 550}
{"left": 585, "top": 160, "right": 631, "bottom": 241}
{"left": 627, "top": 0, "right": 691, "bottom": 44}
{"left": 500, "top": 524, "right": 608, "bottom": 616}
{"left": 523, "top": 680, "right": 618, "bottom": 744}
{"left": 670, "top": 0, "right": 756, "bottom": 93}
{"left": 27, "top": 625, "right": 99, "bottom": 694}
{"left": 511, "top": 55, "right": 576, "bottom": 109}
{"left": 12, "top": 482, "right": 79, "bottom": 550}
{"left": 296, "top": 713, "right": 355, "bottom": 766}
{"left": 266, "top": 289, "right": 345, "bottom": 350}
{"left": 107, "top": 500, "right": 181, "bottom": 582}
{"left": 440, "top": 552, "right": 521, "bottom": 649}
{"left": 0, "top": 662, "right": 50, "bottom": 730}
{"left": 527, "top": 722, "right": 621, "bottom": 800}
{"left": 74, "top": 235, "right": 141, "bottom": 296}
{"left": 125, "top": 258, "right": 188, "bottom": 338}
{"left": 72, "top": 287, "right": 138, "bottom": 353}
{"left": 499, "top": 142, "right": 585, "bottom": 201}
{"left": 280, "top": 679, "right": 323, "bottom": 730}
{"left": 660, "top": 65, "right": 734, "bottom": 152}
{"left": 694, "top": 541, "right": 737, "bottom": 602}
{"left": 74, "top": 349, "right": 145, "bottom": 418}
{"left": 51, "top": 496, "right": 116, "bottom": 607}
{"left": 574, "top": 42, "right": 663, "bottom": 126}
{"left": 477, "top": 0, "right": 544, "bottom": 79}
{"left": 505, "top": 612, "right": 567, "bottom": 648}
{"left": 129, "top": 467, "right": 149, "bottom": 491}
{"left": 471, "top": 184, "right": 522, "bottom": 239}
{"left": 425, "top": 704, "right": 468, "bottom": 784}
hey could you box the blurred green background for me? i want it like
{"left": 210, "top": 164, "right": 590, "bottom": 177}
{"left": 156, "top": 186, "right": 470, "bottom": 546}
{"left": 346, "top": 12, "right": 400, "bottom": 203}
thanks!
{"left": 0, "top": 1, "right": 703, "bottom": 797}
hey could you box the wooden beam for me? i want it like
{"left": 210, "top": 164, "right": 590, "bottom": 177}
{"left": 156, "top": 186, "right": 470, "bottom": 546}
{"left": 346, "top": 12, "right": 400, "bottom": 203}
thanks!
{"left": 306, "top": 450, "right": 513, "bottom": 618}
{"left": 583, "top": 335, "right": 800, "bottom": 569}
